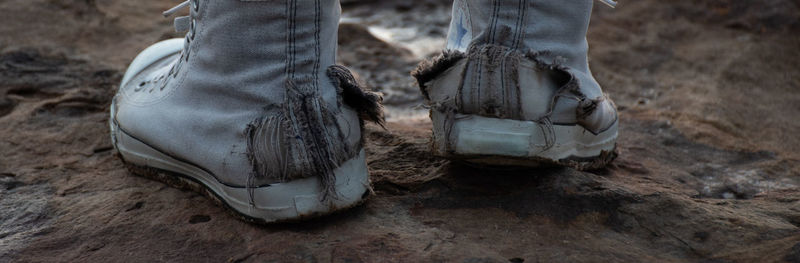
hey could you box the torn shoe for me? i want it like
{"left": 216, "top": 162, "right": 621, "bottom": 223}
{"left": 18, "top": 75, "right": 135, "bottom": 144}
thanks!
{"left": 413, "top": 0, "right": 618, "bottom": 170}
{"left": 110, "top": 0, "right": 383, "bottom": 223}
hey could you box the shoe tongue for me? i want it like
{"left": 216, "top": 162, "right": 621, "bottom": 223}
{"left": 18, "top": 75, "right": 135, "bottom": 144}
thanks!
{"left": 173, "top": 16, "right": 191, "bottom": 33}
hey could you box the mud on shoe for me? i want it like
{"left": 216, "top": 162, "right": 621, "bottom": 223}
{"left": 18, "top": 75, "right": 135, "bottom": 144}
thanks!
{"left": 413, "top": 0, "right": 618, "bottom": 170}
{"left": 110, "top": 0, "right": 383, "bottom": 223}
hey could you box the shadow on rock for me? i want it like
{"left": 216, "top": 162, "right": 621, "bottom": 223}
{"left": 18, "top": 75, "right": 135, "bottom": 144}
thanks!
{"left": 416, "top": 162, "right": 641, "bottom": 224}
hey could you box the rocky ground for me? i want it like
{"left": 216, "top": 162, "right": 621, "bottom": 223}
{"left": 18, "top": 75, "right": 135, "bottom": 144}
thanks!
{"left": 1, "top": 0, "right": 799, "bottom": 262}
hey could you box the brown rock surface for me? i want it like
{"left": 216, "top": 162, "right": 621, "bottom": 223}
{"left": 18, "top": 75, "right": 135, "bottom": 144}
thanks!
{"left": 1, "top": 0, "right": 799, "bottom": 262}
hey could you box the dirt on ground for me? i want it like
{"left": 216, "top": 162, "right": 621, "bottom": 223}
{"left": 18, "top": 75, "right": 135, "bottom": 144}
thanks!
{"left": 1, "top": 0, "right": 800, "bottom": 262}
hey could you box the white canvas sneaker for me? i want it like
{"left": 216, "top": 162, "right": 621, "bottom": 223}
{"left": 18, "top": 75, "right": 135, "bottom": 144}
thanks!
{"left": 414, "top": 0, "right": 619, "bottom": 170}
{"left": 110, "top": 0, "right": 383, "bottom": 223}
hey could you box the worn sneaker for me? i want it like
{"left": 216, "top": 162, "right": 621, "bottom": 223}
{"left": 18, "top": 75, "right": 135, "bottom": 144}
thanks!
{"left": 110, "top": 0, "right": 383, "bottom": 223}
{"left": 413, "top": 0, "right": 619, "bottom": 170}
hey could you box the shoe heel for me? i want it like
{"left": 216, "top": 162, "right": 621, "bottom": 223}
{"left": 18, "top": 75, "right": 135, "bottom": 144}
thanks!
{"left": 430, "top": 110, "right": 618, "bottom": 168}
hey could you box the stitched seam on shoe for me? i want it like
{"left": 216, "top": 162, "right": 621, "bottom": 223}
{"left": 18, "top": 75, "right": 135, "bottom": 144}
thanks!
{"left": 313, "top": 0, "right": 321, "bottom": 92}
{"left": 513, "top": 0, "right": 527, "bottom": 50}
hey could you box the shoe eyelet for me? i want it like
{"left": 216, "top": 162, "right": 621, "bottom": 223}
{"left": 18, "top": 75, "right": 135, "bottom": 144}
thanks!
{"left": 134, "top": 81, "right": 146, "bottom": 92}
{"left": 192, "top": 0, "right": 199, "bottom": 12}
{"left": 190, "top": 19, "right": 196, "bottom": 40}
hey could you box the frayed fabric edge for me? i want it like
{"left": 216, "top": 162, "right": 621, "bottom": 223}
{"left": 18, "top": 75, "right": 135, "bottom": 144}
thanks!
{"left": 244, "top": 81, "right": 354, "bottom": 203}
{"left": 412, "top": 44, "right": 593, "bottom": 152}
{"left": 412, "top": 50, "right": 467, "bottom": 101}
{"left": 244, "top": 66, "right": 384, "bottom": 205}
{"left": 327, "top": 65, "right": 386, "bottom": 129}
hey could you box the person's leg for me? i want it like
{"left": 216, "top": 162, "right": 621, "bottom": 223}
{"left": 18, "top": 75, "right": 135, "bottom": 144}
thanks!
{"left": 111, "top": 0, "right": 382, "bottom": 223}
{"left": 414, "top": 0, "right": 618, "bottom": 169}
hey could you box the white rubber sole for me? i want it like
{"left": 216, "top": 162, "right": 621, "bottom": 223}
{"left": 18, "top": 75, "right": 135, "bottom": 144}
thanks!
{"left": 112, "top": 38, "right": 369, "bottom": 223}
{"left": 431, "top": 110, "right": 618, "bottom": 167}
{"left": 111, "top": 121, "right": 370, "bottom": 223}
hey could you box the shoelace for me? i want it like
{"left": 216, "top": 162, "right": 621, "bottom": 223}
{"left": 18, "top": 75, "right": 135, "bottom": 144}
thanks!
{"left": 163, "top": 0, "right": 196, "bottom": 33}
{"left": 163, "top": 0, "right": 190, "bottom": 17}
{"left": 154, "top": 0, "right": 198, "bottom": 86}
{"left": 598, "top": 0, "right": 617, "bottom": 8}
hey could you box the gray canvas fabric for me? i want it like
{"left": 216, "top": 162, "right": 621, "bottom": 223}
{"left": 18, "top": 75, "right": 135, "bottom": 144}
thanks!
{"left": 418, "top": 0, "right": 617, "bottom": 134}
{"left": 112, "top": 0, "right": 374, "bottom": 189}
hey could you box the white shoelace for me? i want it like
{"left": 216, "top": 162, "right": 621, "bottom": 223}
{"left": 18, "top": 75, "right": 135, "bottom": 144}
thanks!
{"left": 598, "top": 0, "right": 618, "bottom": 8}
{"left": 163, "top": 0, "right": 194, "bottom": 33}
{"left": 163, "top": 0, "right": 190, "bottom": 17}
{"left": 156, "top": 0, "right": 197, "bottom": 83}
